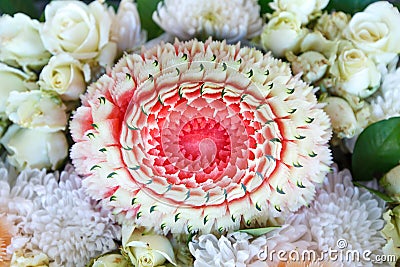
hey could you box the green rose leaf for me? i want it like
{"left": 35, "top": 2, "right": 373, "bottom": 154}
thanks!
{"left": 352, "top": 117, "right": 400, "bottom": 181}
{"left": 137, "top": 0, "right": 164, "bottom": 40}
{"left": 326, "top": 0, "right": 400, "bottom": 14}
{"left": 239, "top": 226, "right": 280, "bottom": 237}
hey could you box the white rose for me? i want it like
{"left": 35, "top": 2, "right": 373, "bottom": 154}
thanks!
{"left": 329, "top": 41, "right": 381, "bottom": 98}
{"left": 11, "top": 251, "right": 49, "bottom": 267}
{"left": 315, "top": 11, "right": 350, "bottom": 40}
{"left": 6, "top": 90, "right": 67, "bottom": 132}
{"left": 261, "top": 12, "right": 308, "bottom": 58}
{"left": 323, "top": 96, "right": 358, "bottom": 139}
{"left": 381, "top": 205, "right": 400, "bottom": 265}
{"left": 0, "top": 124, "right": 68, "bottom": 171}
{"left": 269, "top": 0, "right": 329, "bottom": 24}
{"left": 39, "top": 54, "right": 90, "bottom": 101}
{"left": 287, "top": 51, "right": 328, "bottom": 83}
{"left": 343, "top": 1, "right": 400, "bottom": 65}
{"left": 122, "top": 223, "right": 177, "bottom": 267}
{"left": 0, "top": 13, "right": 51, "bottom": 69}
{"left": 40, "top": 0, "right": 117, "bottom": 66}
{"left": 0, "top": 63, "right": 32, "bottom": 118}
{"left": 300, "top": 31, "right": 336, "bottom": 58}
{"left": 92, "top": 254, "right": 129, "bottom": 267}
{"left": 110, "top": 0, "right": 146, "bottom": 55}
{"left": 380, "top": 164, "right": 400, "bottom": 202}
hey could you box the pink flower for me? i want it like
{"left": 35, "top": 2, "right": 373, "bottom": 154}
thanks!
{"left": 70, "top": 39, "right": 332, "bottom": 233}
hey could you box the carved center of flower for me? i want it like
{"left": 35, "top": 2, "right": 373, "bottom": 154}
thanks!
{"left": 179, "top": 117, "right": 230, "bottom": 171}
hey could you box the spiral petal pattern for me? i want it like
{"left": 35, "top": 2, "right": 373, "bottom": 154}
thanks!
{"left": 71, "top": 39, "right": 332, "bottom": 233}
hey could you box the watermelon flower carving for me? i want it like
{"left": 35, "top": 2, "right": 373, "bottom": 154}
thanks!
{"left": 70, "top": 39, "right": 332, "bottom": 233}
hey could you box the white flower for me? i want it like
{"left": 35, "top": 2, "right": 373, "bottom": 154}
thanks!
{"left": 0, "top": 125, "right": 68, "bottom": 171}
{"left": 382, "top": 239, "right": 400, "bottom": 267}
{"left": 343, "top": 1, "right": 400, "bottom": 65}
{"left": 152, "top": 0, "right": 263, "bottom": 43}
{"left": 381, "top": 205, "right": 400, "bottom": 267}
{"left": 38, "top": 54, "right": 90, "bottom": 101}
{"left": 190, "top": 232, "right": 262, "bottom": 267}
{"left": 314, "top": 11, "right": 350, "bottom": 40}
{"left": 0, "top": 63, "right": 32, "bottom": 118}
{"left": 322, "top": 96, "right": 358, "bottom": 139}
{"left": 0, "top": 13, "right": 50, "bottom": 69}
{"left": 6, "top": 91, "right": 67, "bottom": 132}
{"left": 269, "top": 0, "right": 329, "bottom": 24}
{"left": 10, "top": 251, "right": 49, "bottom": 267}
{"left": 370, "top": 67, "right": 400, "bottom": 122}
{"left": 91, "top": 254, "right": 129, "bottom": 267}
{"left": 300, "top": 31, "right": 336, "bottom": 58}
{"left": 274, "top": 262, "right": 341, "bottom": 267}
{"left": 190, "top": 226, "right": 314, "bottom": 267}
{"left": 0, "top": 163, "right": 121, "bottom": 267}
{"left": 122, "top": 223, "right": 176, "bottom": 267}
{"left": 261, "top": 11, "right": 308, "bottom": 58}
{"left": 251, "top": 224, "right": 315, "bottom": 266}
{"left": 40, "top": 0, "right": 116, "bottom": 66}
{"left": 110, "top": 0, "right": 146, "bottom": 55}
{"left": 380, "top": 164, "right": 400, "bottom": 202}
{"left": 329, "top": 41, "right": 381, "bottom": 98}
{"left": 0, "top": 161, "right": 43, "bottom": 224}
{"left": 286, "top": 165, "right": 386, "bottom": 267}
{"left": 287, "top": 51, "right": 328, "bottom": 83}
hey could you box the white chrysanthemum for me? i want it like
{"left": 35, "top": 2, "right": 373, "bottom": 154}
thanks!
{"left": 189, "top": 224, "right": 314, "bottom": 267}
{"left": 370, "top": 67, "right": 400, "bottom": 122}
{"left": 276, "top": 262, "right": 341, "bottom": 267}
{"left": 152, "top": 0, "right": 263, "bottom": 43}
{"left": 247, "top": 223, "right": 315, "bottom": 266}
{"left": 0, "top": 161, "right": 41, "bottom": 233}
{"left": 0, "top": 162, "right": 121, "bottom": 267}
{"left": 189, "top": 232, "right": 261, "bottom": 267}
{"left": 287, "top": 166, "right": 386, "bottom": 267}
{"left": 110, "top": 0, "right": 146, "bottom": 54}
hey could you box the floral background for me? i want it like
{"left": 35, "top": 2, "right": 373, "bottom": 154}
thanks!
{"left": 0, "top": 0, "right": 400, "bottom": 266}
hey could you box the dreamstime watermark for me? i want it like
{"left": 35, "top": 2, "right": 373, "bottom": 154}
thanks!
{"left": 257, "top": 238, "right": 398, "bottom": 264}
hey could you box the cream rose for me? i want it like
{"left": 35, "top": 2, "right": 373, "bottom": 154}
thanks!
{"left": 122, "top": 223, "right": 177, "bottom": 267}
{"left": 329, "top": 41, "right": 381, "bottom": 98}
{"left": 315, "top": 11, "right": 350, "bottom": 40}
{"left": 269, "top": 0, "right": 329, "bottom": 24}
{"left": 40, "top": 0, "right": 116, "bottom": 66}
{"left": 110, "top": 0, "right": 146, "bottom": 55}
{"left": 261, "top": 11, "right": 308, "bottom": 58}
{"left": 382, "top": 205, "right": 400, "bottom": 266}
{"left": 380, "top": 164, "right": 400, "bottom": 202}
{"left": 300, "top": 31, "right": 336, "bottom": 58}
{"left": 323, "top": 96, "right": 358, "bottom": 139}
{"left": 91, "top": 254, "right": 129, "bottom": 267}
{"left": 287, "top": 51, "right": 328, "bottom": 83}
{"left": 0, "top": 63, "right": 32, "bottom": 118}
{"left": 39, "top": 54, "right": 90, "bottom": 101}
{"left": 6, "top": 90, "right": 67, "bottom": 132}
{"left": 0, "top": 124, "right": 68, "bottom": 171}
{"left": 343, "top": 1, "right": 400, "bottom": 65}
{"left": 0, "top": 13, "right": 50, "bottom": 69}
{"left": 11, "top": 251, "right": 50, "bottom": 267}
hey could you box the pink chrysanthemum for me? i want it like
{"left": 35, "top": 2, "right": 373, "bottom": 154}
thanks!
{"left": 71, "top": 39, "right": 332, "bottom": 233}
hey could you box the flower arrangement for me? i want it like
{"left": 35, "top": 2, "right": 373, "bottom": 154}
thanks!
{"left": 0, "top": 0, "right": 399, "bottom": 266}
